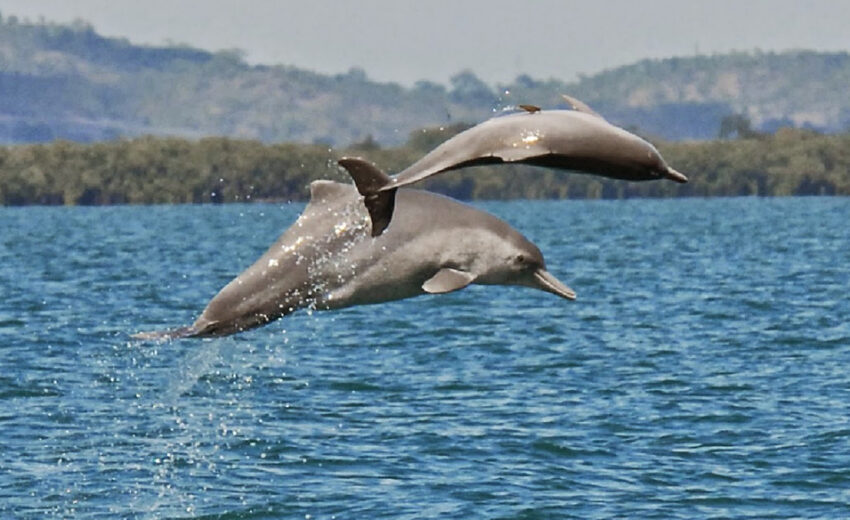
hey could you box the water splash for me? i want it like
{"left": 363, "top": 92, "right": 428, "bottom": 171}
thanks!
{"left": 164, "top": 339, "right": 224, "bottom": 402}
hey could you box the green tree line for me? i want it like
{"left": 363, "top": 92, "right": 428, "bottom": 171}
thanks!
{"left": 1, "top": 127, "right": 849, "bottom": 206}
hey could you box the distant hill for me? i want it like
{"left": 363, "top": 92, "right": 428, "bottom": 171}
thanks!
{"left": 512, "top": 51, "right": 850, "bottom": 139}
{"left": 1, "top": 13, "right": 848, "bottom": 145}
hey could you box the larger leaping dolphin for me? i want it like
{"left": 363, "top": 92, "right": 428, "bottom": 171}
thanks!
{"left": 134, "top": 181, "right": 574, "bottom": 339}
{"left": 343, "top": 95, "right": 688, "bottom": 236}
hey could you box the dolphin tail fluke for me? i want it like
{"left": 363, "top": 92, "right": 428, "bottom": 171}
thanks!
{"left": 338, "top": 157, "right": 397, "bottom": 237}
{"left": 131, "top": 325, "right": 198, "bottom": 341}
{"left": 338, "top": 157, "right": 392, "bottom": 193}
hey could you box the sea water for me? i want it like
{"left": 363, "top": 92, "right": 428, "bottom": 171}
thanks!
{"left": 1, "top": 197, "right": 849, "bottom": 519}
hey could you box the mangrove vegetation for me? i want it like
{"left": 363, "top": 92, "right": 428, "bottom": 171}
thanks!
{"left": 1, "top": 126, "right": 848, "bottom": 206}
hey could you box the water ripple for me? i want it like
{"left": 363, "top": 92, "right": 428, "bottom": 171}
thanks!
{"left": 2, "top": 198, "right": 850, "bottom": 518}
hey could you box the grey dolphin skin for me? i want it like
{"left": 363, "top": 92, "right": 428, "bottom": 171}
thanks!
{"left": 342, "top": 95, "right": 687, "bottom": 236}
{"left": 134, "top": 181, "right": 574, "bottom": 340}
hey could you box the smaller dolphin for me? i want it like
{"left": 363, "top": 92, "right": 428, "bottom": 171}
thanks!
{"left": 342, "top": 95, "right": 687, "bottom": 236}
{"left": 134, "top": 180, "right": 574, "bottom": 340}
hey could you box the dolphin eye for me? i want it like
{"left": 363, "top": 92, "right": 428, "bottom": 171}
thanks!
{"left": 515, "top": 254, "right": 526, "bottom": 264}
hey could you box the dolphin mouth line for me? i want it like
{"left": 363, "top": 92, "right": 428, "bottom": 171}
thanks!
{"left": 534, "top": 269, "right": 577, "bottom": 300}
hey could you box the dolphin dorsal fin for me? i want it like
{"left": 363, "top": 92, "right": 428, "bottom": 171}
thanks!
{"left": 561, "top": 94, "right": 604, "bottom": 120}
{"left": 518, "top": 104, "right": 541, "bottom": 113}
{"left": 337, "top": 157, "right": 397, "bottom": 237}
{"left": 308, "top": 180, "right": 351, "bottom": 204}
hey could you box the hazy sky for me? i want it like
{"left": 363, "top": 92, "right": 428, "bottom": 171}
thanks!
{"left": 1, "top": 0, "right": 848, "bottom": 86}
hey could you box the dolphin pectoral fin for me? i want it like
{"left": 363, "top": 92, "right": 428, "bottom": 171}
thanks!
{"left": 422, "top": 268, "right": 475, "bottom": 294}
{"left": 338, "top": 157, "right": 398, "bottom": 236}
{"left": 561, "top": 94, "right": 604, "bottom": 120}
{"left": 495, "top": 147, "right": 547, "bottom": 162}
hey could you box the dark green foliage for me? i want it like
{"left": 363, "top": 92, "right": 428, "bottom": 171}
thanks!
{"left": 1, "top": 128, "right": 849, "bottom": 206}
{"left": 0, "top": 137, "right": 338, "bottom": 205}
{"left": 719, "top": 113, "right": 762, "bottom": 139}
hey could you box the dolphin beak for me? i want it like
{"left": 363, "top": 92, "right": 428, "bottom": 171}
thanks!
{"left": 665, "top": 167, "right": 688, "bottom": 183}
{"left": 533, "top": 268, "right": 576, "bottom": 300}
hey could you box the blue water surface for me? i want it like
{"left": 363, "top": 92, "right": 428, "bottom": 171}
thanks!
{"left": 1, "top": 197, "right": 849, "bottom": 519}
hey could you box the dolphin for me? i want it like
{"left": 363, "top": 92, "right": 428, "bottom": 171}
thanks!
{"left": 342, "top": 95, "right": 688, "bottom": 236}
{"left": 133, "top": 180, "right": 575, "bottom": 340}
